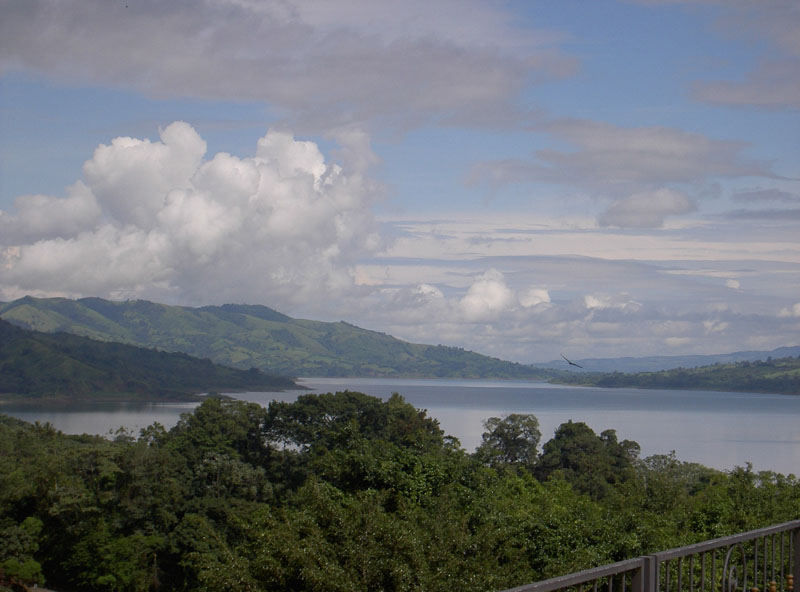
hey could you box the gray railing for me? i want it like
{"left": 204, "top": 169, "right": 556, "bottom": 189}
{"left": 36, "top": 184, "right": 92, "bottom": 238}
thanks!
{"left": 503, "top": 521, "right": 800, "bottom": 592}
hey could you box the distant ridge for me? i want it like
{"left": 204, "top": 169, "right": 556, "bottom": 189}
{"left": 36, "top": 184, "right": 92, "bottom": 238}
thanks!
{"left": 0, "top": 296, "right": 551, "bottom": 379}
{"left": 534, "top": 346, "right": 800, "bottom": 374}
{"left": 0, "top": 318, "right": 297, "bottom": 400}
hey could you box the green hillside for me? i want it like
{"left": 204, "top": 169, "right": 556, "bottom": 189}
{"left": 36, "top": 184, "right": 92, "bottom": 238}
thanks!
{"left": 555, "top": 356, "right": 800, "bottom": 395}
{"left": 0, "top": 319, "right": 297, "bottom": 401}
{"left": 0, "top": 296, "right": 551, "bottom": 379}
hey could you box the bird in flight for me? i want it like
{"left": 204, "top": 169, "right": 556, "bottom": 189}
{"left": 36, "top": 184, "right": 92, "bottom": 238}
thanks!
{"left": 561, "top": 353, "right": 583, "bottom": 368}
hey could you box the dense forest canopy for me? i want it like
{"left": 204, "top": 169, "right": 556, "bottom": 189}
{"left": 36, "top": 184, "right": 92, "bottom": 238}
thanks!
{"left": 2, "top": 392, "right": 798, "bottom": 591}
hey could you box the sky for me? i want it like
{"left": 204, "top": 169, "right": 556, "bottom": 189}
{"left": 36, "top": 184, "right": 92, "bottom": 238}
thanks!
{"left": 1, "top": 0, "right": 798, "bottom": 363}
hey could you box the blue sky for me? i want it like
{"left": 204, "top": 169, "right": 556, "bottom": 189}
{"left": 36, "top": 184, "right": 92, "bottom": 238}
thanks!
{"left": 1, "top": 0, "right": 798, "bottom": 363}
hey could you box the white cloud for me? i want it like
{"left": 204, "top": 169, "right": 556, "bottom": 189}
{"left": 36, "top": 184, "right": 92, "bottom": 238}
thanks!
{"left": 583, "top": 293, "right": 642, "bottom": 312}
{"left": 520, "top": 288, "right": 551, "bottom": 308}
{"left": 703, "top": 320, "right": 729, "bottom": 334}
{"left": 460, "top": 270, "right": 517, "bottom": 321}
{"left": 415, "top": 283, "right": 445, "bottom": 301}
{"left": 0, "top": 122, "right": 383, "bottom": 307}
{"left": 0, "top": 182, "right": 101, "bottom": 243}
{"left": 779, "top": 303, "right": 800, "bottom": 318}
{"left": 83, "top": 122, "right": 207, "bottom": 228}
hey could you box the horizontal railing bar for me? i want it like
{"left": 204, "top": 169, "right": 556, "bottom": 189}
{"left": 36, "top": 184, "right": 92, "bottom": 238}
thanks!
{"left": 502, "top": 558, "right": 646, "bottom": 592}
{"left": 651, "top": 520, "right": 800, "bottom": 561}
{"left": 500, "top": 520, "right": 800, "bottom": 592}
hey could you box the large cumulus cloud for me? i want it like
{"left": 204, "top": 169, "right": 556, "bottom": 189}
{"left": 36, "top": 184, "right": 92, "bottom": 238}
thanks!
{"left": 0, "top": 122, "right": 383, "bottom": 307}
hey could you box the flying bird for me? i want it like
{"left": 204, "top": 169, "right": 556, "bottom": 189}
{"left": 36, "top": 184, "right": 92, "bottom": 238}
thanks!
{"left": 561, "top": 353, "right": 583, "bottom": 368}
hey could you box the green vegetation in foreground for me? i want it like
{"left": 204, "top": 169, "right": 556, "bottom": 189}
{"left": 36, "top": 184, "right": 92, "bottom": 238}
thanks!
{"left": 0, "top": 296, "right": 553, "bottom": 379}
{"left": 0, "top": 319, "right": 297, "bottom": 401}
{"left": 553, "top": 356, "right": 800, "bottom": 395}
{"left": 1, "top": 393, "right": 798, "bottom": 591}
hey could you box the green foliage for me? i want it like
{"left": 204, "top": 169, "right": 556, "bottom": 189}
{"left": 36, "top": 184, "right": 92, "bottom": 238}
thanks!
{"left": 0, "top": 296, "right": 554, "bottom": 379}
{"left": 475, "top": 414, "right": 541, "bottom": 469}
{"left": 1, "top": 392, "right": 799, "bottom": 591}
{"left": 0, "top": 319, "right": 296, "bottom": 400}
{"left": 535, "top": 421, "right": 639, "bottom": 499}
{"left": 0, "top": 517, "right": 45, "bottom": 585}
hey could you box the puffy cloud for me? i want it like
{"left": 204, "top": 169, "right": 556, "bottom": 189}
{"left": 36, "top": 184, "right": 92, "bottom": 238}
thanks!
{"left": 460, "top": 270, "right": 517, "bottom": 321}
{"left": 583, "top": 293, "right": 642, "bottom": 312}
{"left": 2, "top": 225, "right": 172, "bottom": 297}
{"left": 83, "top": 122, "right": 207, "bottom": 228}
{"left": 0, "top": 122, "right": 383, "bottom": 307}
{"left": 599, "top": 188, "right": 696, "bottom": 228}
{"left": 520, "top": 288, "right": 551, "bottom": 308}
{"left": 0, "top": 0, "right": 571, "bottom": 132}
{"left": 0, "top": 181, "right": 100, "bottom": 243}
{"left": 779, "top": 303, "right": 800, "bottom": 318}
{"left": 415, "top": 283, "right": 445, "bottom": 301}
{"left": 703, "top": 320, "right": 729, "bottom": 334}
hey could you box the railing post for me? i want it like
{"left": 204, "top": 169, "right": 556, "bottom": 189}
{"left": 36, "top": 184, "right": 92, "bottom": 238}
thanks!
{"left": 634, "top": 556, "right": 658, "bottom": 592}
{"left": 792, "top": 528, "right": 800, "bottom": 592}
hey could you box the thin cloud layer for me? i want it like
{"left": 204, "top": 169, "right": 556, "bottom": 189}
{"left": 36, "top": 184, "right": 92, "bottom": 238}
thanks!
{"left": 0, "top": 122, "right": 383, "bottom": 306}
{"left": 0, "top": 0, "right": 570, "bottom": 132}
{"left": 470, "top": 119, "right": 774, "bottom": 227}
{"left": 635, "top": 0, "right": 800, "bottom": 109}
{"left": 599, "top": 189, "right": 695, "bottom": 228}
{"left": 692, "top": 1, "right": 800, "bottom": 110}
{"left": 350, "top": 215, "right": 800, "bottom": 361}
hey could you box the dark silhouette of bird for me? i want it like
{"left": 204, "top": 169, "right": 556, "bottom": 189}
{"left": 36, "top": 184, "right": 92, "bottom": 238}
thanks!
{"left": 561, "top": 353, "right": 583, "bottom": 368}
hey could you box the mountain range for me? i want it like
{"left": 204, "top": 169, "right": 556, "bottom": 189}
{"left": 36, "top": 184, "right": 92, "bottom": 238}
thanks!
{"left": 2, "top": 296, "right": 797, "bottom": 380}
{"left": 0, "top": 296, "right": 551, "bottom": 379}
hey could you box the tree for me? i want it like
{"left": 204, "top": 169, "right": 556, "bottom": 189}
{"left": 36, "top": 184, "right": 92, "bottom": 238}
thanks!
{"left": 265, "top": 391, "right": 444, "bottom": 453}
{"left": 475, "top": 414, "right": 541, "bottom": 469}
{"left": 535, "top": 421, "right": 638, "bottom": 499}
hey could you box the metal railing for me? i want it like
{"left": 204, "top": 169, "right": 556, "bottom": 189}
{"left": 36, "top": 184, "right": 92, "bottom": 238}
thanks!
{"left": 503, "top": 521, "right": 800, "bottom": 592}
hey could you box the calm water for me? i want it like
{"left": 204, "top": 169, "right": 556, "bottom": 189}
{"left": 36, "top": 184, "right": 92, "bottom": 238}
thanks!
{"left": 3, "top": 378, "right": 799, "bottom": 475}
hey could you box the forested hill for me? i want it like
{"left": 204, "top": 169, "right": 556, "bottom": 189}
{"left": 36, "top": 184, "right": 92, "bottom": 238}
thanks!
{"left": 555, "top": 356, "right": 800, "bottom": 395}
{"left": 533, "top": 346, "right": 800, "bottom": 373}
{"left": 0, "top": 319, "right": 297, "bottom": 400}
{"left": 0, "top": 296, "right": 552, "bottom": 379}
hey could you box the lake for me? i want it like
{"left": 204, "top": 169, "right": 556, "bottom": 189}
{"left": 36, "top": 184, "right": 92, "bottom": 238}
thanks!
{"left": 3, "top": 378, "right": 799, "bottom": 475}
